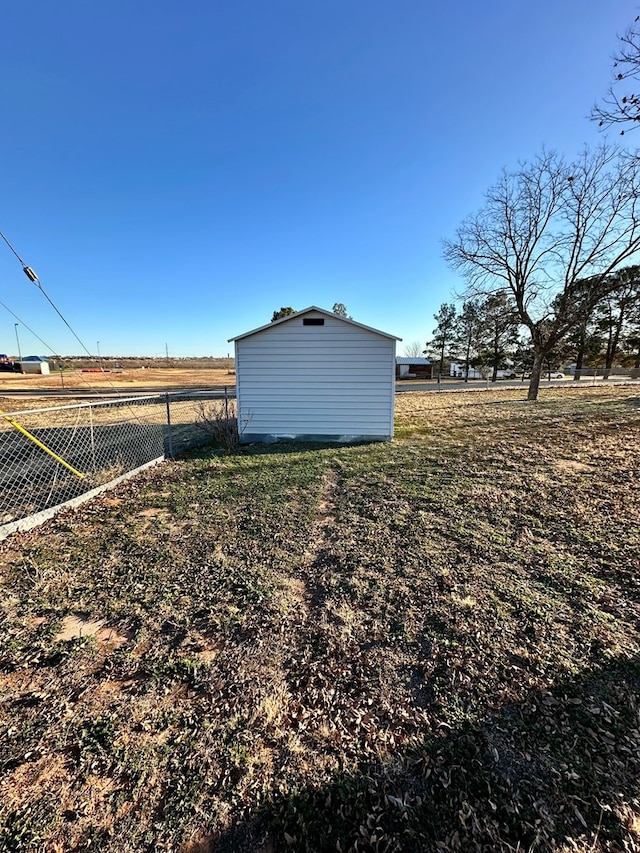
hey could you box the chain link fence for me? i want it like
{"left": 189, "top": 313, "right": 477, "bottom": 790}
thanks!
{"left": 0, "top": 391, "right": 227, "bottom": 539}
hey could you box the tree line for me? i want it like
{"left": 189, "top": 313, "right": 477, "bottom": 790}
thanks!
{"left": 423, "top": 267, "right": 640, "bottom": 384}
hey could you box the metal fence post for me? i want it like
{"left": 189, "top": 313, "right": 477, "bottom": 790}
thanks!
{"left": 165, "top": 393, "right": 174, "bottom": 459}
{"left": 89, "top": 403, "right": 97, "bottom": 472}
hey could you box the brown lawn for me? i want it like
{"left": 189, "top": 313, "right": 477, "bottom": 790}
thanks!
{"left": 0, "top": 384, "right": 639, "bottom": 852}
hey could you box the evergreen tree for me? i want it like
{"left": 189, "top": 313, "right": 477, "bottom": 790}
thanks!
{"left": 475, "top": 293, "right": 519, "bottom": 382}
{"left": 593, "top": 265, "right": 640, "bottom": 377}
{"left": 424, "top": 303, "right": 457, "bottom": 382}
{"left": 454, "top": 299, "right": 482, "bottom": 382}
{"left": 271, "top": 307, "right": 296, "bottom": 322}
{"left": 332, "top": 303, "right": 352, "bottom": 319}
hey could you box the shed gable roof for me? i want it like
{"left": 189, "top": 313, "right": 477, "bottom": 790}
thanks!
{"left": 229, "top": 306, "right": 401, "bottom": 342}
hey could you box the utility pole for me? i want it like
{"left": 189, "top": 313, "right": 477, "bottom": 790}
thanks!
{"left": 165, "top": 342, "right": 170, "bottom": 368}
{"left": 14, "top": 323, "right": 22, "bottom": 363}
{"left": 97, "top": 341, "right": 103, "bottom": 371}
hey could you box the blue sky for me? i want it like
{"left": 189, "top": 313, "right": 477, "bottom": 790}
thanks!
{"left": 0, "top": 0, "right": 636, "bottom": 358}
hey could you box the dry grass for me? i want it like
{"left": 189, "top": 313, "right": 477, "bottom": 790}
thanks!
{"left": 0, "top": 385, "right": 639, "bottom": 852}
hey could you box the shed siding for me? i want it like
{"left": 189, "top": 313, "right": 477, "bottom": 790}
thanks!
{"left": 235, "top": 312, "right": 395, "bottom": 442}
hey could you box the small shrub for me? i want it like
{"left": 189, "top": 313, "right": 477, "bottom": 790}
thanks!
{"left": 195, "top": 399, "right": 241, "bottom": 453}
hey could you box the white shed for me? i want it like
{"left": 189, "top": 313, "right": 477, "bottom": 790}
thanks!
{"left": 19, "top": 357, "right": 50, "bottom": 375}
{"left": 229, "top": 306, "right": 400, "bottom": 443}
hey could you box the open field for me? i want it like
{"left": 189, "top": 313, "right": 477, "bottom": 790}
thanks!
{"left": 0, "top": 367, "right": 236, "bottom": 395}
{"left": 1, "top": 386, "right": 639, "bottom": 851}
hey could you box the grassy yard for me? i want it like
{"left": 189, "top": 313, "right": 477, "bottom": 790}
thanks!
{"left": 1, "top": 386, "right": 639, "bottom": 852}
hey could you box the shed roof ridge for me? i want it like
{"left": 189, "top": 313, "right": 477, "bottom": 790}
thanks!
{"left": 229, "top": 306, "right": 401, "bottom": 342}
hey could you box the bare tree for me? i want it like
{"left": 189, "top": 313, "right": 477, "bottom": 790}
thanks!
{"left": 403, "top": 341, "right": 423, "bottom": 358}
{"left": 593, "top": 17, "right": 640, "bottom": 134}
{"left": 443, "top": 145, "right": 640, "bottom": 400}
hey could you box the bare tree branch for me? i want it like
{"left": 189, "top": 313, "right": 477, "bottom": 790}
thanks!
{"left": 592, "top": 17, "right": 640, "bottom": 133}
{"left": 443, "top": 144, "right": 640, "bottom": 399}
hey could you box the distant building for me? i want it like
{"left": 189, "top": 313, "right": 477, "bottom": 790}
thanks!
{"left": 19, "top": 356, "right": 50, "bottom": 375}
{"left": 448, "top": 361, "right": 516, "bottom": 380}
{"left": 396, "top": 357, "right": 432, "bottom": 379}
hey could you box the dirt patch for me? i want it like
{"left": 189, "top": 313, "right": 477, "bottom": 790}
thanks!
{"left": 0, "top": 753, "right": 70, "bottom": 810}
{"left": 54, "top": 615, "right": 132, "bottom": 648}
{"left": 554, "top": 458, "right": 596, "bottom": 473}
{"left": 179, "top": 632, "right": 224, "bottom": 663}
{"left": 137, "top": 507, "right": 171, "bottom": 519}
{"left": 278, "top": 577, "right": 309, "bottom": 617}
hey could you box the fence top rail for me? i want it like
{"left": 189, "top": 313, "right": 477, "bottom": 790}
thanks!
{"left": 0, "top": 393, "right": 173, "bottom": 418}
